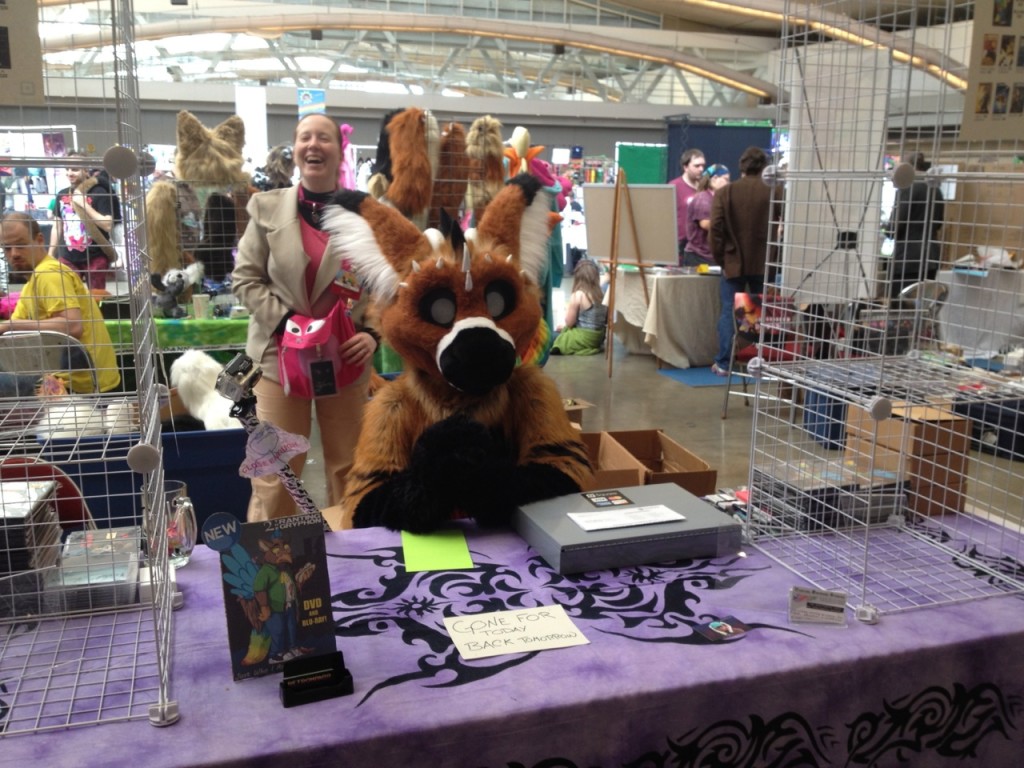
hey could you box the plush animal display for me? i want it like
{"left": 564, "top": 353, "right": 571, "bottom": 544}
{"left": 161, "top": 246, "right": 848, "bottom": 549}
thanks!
{"left": 323, "top": 174, "right": 593, "bottom": 533}
{"left": 169, "top": 349, "right": 235, "bottom": 430}
{"left": 252, "top": 144, "right": 295, "bottom": 192}
{"left": 146, "top": 111, "right": 250, "bottom": 280}
{"left": 150, "top": 262, "right": 204, "bottom": 318}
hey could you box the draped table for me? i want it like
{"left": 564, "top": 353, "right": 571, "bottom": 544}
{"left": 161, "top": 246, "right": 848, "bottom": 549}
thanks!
{"left": 608, "top": 268, "right": 721, "bottom": 368}
{"left": 5, "top": 519, "right": 1022, "bottom": 767}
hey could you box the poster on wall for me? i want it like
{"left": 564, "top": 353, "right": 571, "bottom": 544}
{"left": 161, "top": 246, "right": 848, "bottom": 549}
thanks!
{"left": 0, "top": 0, "right": 45, "bottom": 106}
{"left": 959, "top": 0, "right": 1024, "bottom": 140}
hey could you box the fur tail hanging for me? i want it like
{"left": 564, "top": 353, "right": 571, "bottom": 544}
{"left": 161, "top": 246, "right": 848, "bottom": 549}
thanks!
{"left": 428, "top": 121, "right": 469, "bottom": 229}
{"left": 465, "top": 115, "right": 505, "bottom": 225}
{"left": 382, "top": 108, "right": 434, "bottom": 219}
{"left": 145, "top": 180, "right": 182, "bottom": 278}
{"left": 367, "top": 108, "right": 403, "bottom": 200}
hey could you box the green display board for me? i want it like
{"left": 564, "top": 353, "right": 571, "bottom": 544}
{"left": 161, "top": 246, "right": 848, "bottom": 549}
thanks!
{"left": 615, "top": 143, "right": 668, "bottom": 184}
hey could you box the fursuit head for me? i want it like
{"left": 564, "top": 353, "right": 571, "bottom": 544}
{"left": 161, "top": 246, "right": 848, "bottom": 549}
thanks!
{"left": 169, "top": 349, "right": 235, "bottom": 430}
{"left": 322, "top": 174, "right": 593, "bottom": 533}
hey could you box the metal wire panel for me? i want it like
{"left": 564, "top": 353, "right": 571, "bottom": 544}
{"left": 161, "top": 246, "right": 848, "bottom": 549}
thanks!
{"left": 746, "top": 0, "right": 1024, "bottom": 621}
{"left": 1, "top": 0, "right": 175, "bottom": 736}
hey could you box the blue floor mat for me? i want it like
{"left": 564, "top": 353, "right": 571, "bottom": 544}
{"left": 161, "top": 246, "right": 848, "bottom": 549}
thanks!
{"left": 657, "top": 366, "right": 729, "bottom": 387}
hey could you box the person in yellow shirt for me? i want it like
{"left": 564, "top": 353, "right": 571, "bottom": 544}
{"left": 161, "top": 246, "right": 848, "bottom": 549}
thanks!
{"left": 0, "top": 212, "right": 120, "bottom": 393}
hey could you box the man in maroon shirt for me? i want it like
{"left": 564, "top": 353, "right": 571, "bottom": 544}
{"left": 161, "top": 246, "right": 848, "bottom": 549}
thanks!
{"left": 670, "top": 148, "right": 705, "bottom": 262}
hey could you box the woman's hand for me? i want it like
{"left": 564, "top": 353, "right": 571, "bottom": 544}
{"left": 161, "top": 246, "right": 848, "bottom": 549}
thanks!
{"left": 339, "top": 331, "right": 377, "bottom": 366}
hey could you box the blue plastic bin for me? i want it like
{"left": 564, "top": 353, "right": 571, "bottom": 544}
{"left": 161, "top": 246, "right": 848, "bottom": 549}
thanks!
{"left": 802, "top": 389, "right": 847, "bottom": 450}
{"left": 40, "top": 428, "right": 249, "bottom": 529}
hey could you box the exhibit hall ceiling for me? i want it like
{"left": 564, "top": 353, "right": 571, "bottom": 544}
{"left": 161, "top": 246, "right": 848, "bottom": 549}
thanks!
{"left": 36, "top": 0, "right": 969, "bottom": 107}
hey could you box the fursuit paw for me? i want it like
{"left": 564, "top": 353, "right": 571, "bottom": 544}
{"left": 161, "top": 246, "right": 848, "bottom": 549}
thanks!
{"left": 354, "top": 474, "right": 456, "bottom": 534}
{"left": 409, "top": 414, "right": 496, "bottom": 483}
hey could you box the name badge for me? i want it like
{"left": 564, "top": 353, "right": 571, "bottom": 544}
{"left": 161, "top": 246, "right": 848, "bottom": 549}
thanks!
{"left": 331, "top": 260, "right": 361, "bottom": 300}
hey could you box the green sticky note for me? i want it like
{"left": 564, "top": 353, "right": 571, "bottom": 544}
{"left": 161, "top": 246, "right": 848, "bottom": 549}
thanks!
{"left": 401, "top": 529, "right": 474, "bottom": 572}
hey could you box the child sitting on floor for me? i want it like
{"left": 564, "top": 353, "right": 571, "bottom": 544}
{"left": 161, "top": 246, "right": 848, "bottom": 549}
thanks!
{"left": 551, "top": 259, "right": 607, "bottom": 356}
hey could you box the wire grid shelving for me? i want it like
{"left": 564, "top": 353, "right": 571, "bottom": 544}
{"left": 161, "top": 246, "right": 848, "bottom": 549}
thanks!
{"left": 744, "top": 0, "right": 1024, "bottom": 622}
{"left": 0, "top": 0, "right": 177, "bottom": 736}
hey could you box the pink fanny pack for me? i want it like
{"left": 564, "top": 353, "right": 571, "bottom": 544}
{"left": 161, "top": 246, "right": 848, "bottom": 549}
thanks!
{"left": 277, "top": 302, "right": 363, "bottom": 399}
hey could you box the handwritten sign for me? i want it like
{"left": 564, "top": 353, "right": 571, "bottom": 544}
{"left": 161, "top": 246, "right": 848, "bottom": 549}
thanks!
{"left": 443, "top": 604, "right": 589, "bottom": 660}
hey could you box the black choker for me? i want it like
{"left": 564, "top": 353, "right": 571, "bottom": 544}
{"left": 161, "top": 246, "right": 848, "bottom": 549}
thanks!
{"left": 298, "top": 187, "right": 333, "bottom": 228}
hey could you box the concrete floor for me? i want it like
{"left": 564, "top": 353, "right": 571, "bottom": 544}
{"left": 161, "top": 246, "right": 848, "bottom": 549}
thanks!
{"left": 543, "top": 348, "right": 754, "bottom": 491}
{"left": 303, "top": 337, "right": 1024, "bottom": 529}
{"left": 302, "top": 342, "right": 755, "bottom": 509}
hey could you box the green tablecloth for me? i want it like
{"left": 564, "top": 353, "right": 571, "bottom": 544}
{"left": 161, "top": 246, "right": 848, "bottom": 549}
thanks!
{"left": 104, "top": 318, "right": 249, "bottom": 351}
{"left": 104, "top": 317, "right": 403, "bottom": 374}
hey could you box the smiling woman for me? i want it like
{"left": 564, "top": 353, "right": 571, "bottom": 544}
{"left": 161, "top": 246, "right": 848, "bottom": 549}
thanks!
{"left": 230, "top": 113, "right": 380, "bottom": 522}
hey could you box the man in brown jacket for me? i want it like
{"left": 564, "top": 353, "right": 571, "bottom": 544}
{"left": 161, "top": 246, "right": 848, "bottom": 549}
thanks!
{"left": 709, "top": 146, "right": 777, "bottom": 375}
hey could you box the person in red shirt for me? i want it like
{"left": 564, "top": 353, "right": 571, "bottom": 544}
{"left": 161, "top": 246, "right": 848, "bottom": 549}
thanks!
{"left": 670, "top": 148, "right": 705, "bottom": 262}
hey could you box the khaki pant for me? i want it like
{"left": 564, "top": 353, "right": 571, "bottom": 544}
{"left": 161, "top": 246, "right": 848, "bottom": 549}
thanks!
{"left": 247, "top": 369, "right": 369, "bottom": 521}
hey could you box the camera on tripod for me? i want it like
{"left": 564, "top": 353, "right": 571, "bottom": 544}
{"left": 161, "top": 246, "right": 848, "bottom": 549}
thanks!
{"left": 215, "top": 353, "right": 263, "bottom": 403}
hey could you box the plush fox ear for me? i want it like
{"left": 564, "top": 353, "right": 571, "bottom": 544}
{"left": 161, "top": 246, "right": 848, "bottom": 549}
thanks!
{"left": 474, "top": 174, "right": 550, "bottom": 284}
{"left": 322, "top": 190, "right": 432, "bottom": 302}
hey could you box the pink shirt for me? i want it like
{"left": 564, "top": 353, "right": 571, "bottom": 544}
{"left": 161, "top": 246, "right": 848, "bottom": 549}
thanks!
{"left": 301, "top": 218, "right": 330, "bottom": 297}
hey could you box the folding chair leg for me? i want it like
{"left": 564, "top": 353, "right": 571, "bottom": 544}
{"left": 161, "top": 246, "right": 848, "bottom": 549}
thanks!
{"left": 721, "top": 343, "right": 737, "bottom": 420}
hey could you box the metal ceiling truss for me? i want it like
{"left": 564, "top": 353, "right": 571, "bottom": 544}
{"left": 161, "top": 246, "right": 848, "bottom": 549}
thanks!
{"left": 39, "top": 4, "right": 779, "bottom": 106}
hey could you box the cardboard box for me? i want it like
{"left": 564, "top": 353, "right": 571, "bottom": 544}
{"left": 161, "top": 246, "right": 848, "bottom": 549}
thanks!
{"left": 563, "top": 398, "right": 594, "bottom": 427}
{"left": 906, "top": 480, "right": 967, "bottom": 517}
{"left": 844, "top": 436, "right": 970, "bottom": 489}
{"left": 606, "top": 429, "right": 717, "bottom": 496}
{"left": 321, "top": 504, "right": 345, "bottom": 532}
{"left": 578, "top": 432, "right": 646, "bottom": 490}
{"left": 845, "top": 403, "right": 971, "bottom": 457}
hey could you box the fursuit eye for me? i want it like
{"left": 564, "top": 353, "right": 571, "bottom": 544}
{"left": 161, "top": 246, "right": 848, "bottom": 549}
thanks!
{"left": 420, "top": 288, "right": 457, "bottom": 327}
{"left": 484, "top": 281, "right": 516, "bottom": 320}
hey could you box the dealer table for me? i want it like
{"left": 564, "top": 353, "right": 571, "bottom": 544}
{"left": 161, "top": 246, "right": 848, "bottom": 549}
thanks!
{"left": 609, "top": 268, "right": 721, "bottom": 369}
{"left": 4, "top": 520, "right": 1022, "bottom": 766}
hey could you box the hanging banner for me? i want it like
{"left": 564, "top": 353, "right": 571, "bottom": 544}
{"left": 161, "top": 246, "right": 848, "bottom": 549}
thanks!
{"left": 959, "top": 0, "right": 1024, "bottom": 140}
{"left": 297, "top": 88, "right": 326, "bottom": 118}
{"left": 0, "top": 0, "right": 45, "bottom": 106}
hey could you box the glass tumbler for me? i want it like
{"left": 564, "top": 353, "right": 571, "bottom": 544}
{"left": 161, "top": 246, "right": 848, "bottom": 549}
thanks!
{"left": 144, "top": 480, "right": 197, "bottom": 568}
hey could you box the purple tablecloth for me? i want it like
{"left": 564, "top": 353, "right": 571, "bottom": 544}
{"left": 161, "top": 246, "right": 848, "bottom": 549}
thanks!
{"left": 5, "top": 521, "right": 1024, "bottom": 766}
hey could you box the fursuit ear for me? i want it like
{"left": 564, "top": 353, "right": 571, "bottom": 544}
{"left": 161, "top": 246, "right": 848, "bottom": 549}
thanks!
{"left": 475, "top": 174, "right": 550, "bottom": 283}
{"left": 175, "top": 110, "right": 206, "bottom": 162}
{"left": 322, "top": 190, "right": 430, "bottom": 303}
{"left": 213, "top": 116, "right": 246, "bottom": 156}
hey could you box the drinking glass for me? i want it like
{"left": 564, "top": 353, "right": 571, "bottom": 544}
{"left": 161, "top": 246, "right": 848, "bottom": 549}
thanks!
{"left": 144, "top": 480, "right": 197, "bottom": 568}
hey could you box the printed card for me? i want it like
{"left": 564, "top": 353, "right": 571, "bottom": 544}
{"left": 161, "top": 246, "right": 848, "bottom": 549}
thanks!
{"left": 568, "top": 504, "right": 684, "bottom": 532}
